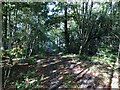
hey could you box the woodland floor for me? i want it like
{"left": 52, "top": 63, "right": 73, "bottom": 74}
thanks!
{"left": 5, "top": 54, "right": 119, "bottom": 90}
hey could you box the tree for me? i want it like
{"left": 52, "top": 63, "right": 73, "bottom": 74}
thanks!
{"left": 64, "top": 3, "right": 70, "bottom": 53}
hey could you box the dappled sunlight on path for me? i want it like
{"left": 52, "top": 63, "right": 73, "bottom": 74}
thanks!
{"left": 36, "top": 54, "right": 118, "bottom": 89}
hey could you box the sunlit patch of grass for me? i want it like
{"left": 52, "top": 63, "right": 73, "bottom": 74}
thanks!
{"left": 90, "top": 47, "right": 117, "bottom": 65}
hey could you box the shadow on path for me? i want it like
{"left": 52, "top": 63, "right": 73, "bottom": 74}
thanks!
{"left": 36, "top": 54, "right": 114, "bottom": 90}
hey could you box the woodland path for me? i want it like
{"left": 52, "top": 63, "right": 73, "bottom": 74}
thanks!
{"left": 36, "top": 54, "right": 119, "bottom": 90}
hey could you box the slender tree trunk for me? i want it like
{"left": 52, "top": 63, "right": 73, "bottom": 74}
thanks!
{"left": 79, "top": 2, "right": 85, "bottom": 55}
{"left": 8, "top": 4, "right": 13, "bottom": 65}
{"left": 3, "top": 3, "right": 8, "bottom": 50}
{"left": 64, "top": 3, "right": 69, "bottom": 53}
{"left": 8, "top": 7, "right": 12, "bottom": 49}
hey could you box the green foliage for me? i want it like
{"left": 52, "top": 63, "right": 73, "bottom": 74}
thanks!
{"left": 2, "top": 2, "right": 120, "bottom": 89}
{"left": 15, "top": 69, "right": 40, "bottom": 90}
{"left": 16, "top": 77, "right": 39, "bottom": 90}
{"left": 3, "top": 46, "right": 23, "bottom": 58}
{"left": 91, "top": 45, "right": 117, "bottom": 63}
{"left": 25, "top": 57, "right": 36, "bottom": 65}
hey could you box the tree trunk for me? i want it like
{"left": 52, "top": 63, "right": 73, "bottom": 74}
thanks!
{"left": 8, "top": 6, "right": 12, "bottom": 49}
{"left": 64, "top": 3, "right": 69, "bottom": 53}
{"left": 3, "top": 3, "right": 8, "bottom": 50}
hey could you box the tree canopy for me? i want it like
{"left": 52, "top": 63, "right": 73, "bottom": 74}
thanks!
{"left": 1, "top": 1, "right": 120, "bottom": 89}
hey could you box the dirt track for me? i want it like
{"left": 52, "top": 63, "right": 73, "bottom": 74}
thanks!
{"left": 36, "top": 54, "right": 119, "bottom": 89}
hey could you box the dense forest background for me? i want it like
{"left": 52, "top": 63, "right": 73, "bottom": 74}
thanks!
{"left": 1, "top": 1, "right": 120, "bottom": 90}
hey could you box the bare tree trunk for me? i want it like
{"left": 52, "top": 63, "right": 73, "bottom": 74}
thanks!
{"left": 8, "top": 7, "right": 12, "bottom": 49}
{"left": 3, "top": 3, "right": 8, "bottom": 50}
{"left": 64, "top": 3, "right": 69, "bottom": 53}
{"left": 79, "top": 1, "right": 93, "bottom": 56}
